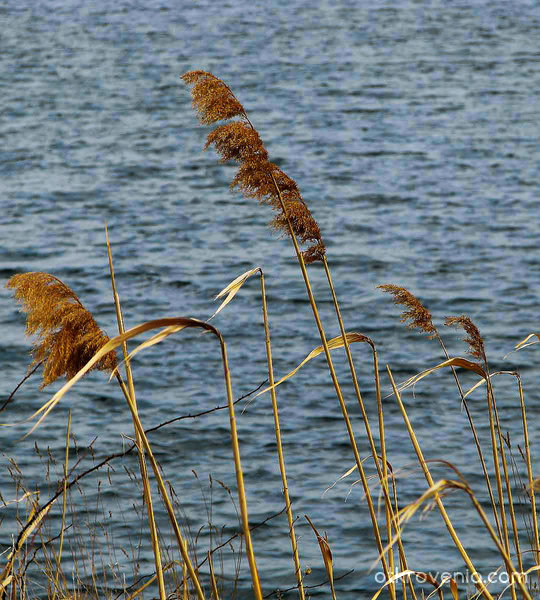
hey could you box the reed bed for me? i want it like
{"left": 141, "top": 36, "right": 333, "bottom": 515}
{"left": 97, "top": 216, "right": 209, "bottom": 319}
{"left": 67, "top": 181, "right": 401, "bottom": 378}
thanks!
{"left": 1, "top": 70, "right": 539, "bottom": 600}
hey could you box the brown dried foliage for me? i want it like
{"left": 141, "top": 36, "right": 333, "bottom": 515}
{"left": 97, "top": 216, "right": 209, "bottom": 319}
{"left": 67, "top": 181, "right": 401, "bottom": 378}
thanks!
{"left": 182, "top": 70, "right": 326, "bottom": 263}
{"left": 444, "top": 315, "right": 486, "bottom": 361}
{"left": 6, "top": 272, "right": 117, "bottom": 387}
{"left": 378, "top": 285, "right": 436, "bottom": 337}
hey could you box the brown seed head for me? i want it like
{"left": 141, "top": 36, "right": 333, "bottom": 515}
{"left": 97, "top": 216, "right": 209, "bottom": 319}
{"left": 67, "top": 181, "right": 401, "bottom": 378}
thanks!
{"left": 444, "top": 315, "right": 485, "bottom": 360}
{"left": 378, "top": 284, "right": 436, "bottom": 337}
{"left": 6, "top": 272, "right": 117, "bottom": 387}
{"left": 181, "top": 71, "right": 246, "bottom": 125}
{"left": 182, "top": 70, "right": 326, "bottom": 263}
{"left": 205, "top": 122, "right": 268, "bottom": 163}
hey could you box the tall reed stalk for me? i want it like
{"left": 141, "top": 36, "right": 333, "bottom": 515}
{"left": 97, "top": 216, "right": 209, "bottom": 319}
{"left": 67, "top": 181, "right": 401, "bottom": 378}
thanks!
{"left": 183, "top": 70, "right": 395, "bottom": 593}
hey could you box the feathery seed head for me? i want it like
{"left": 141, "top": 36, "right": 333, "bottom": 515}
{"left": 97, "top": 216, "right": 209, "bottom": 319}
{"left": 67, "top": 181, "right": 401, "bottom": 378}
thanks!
{"left": 272, "top": 201, "right": 323, "bottom": 245}
{"left": 181, "top": 71, "right": 246, "bottom": 125}
{"left": 378, "top": 284, "right": 436, "bottom": 337}
{"left": 444, "top": 315, "right": 485, "bottom": 360}
{"left": 6, "top": 272, "right": 117, "bottom": 388}
{"left": 205, "top": 122, "right": 268, "bottom": 163}
{"left": 182, "top": 70, "right": 326, "bottom": 264}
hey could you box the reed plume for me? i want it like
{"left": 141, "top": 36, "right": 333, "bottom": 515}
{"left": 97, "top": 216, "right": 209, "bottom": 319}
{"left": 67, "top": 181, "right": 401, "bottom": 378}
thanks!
{"left": 6, "top": 272, "right": 117, "bottom": 387}
{"left": 378, "top": 285, "right": 436, "bottom": 337}
{"left": 182, "top": 70, "right": 326, "bottom": 264}
{"left": 444, "top": 315, "right": 485, "bottom": 361}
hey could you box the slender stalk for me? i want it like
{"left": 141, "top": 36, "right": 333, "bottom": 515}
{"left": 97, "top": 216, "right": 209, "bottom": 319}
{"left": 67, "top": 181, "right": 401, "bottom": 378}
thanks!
{"left": 208, "top": 552, "right": 221, "bottom": 600}
{"left": 270, "top": 174, "right": 393, "bottom": 593}
{"left": 436, "top": 334, "right": 502, "bottom": 541}
{"left": 489, "top": 381, "right": 523, "bottom": 583}
{"left": 516, "top": 373, "right": 540, "bottom": 592}
{"left": 51, "top": 410, "right": 71, "bottom": 600}
{"left": 114, "top": 373, "right": 205, "bottom": 600}
{"left": 386, "top": 365, "right": 494, "bottom": 600}
{"left": 259, "top": 269, "right": 305, "bottom": 600}
{"left": 217, "top": 333, "right": 263, "bottom": 600}
{"left": 323, "top": 257, "right": 396, "bottom": 593}
{"left": 484, "top": 375, "right": 514, "bottom": 600}
{"left": 106, "top": 229, "right": 167, "bottom": 600}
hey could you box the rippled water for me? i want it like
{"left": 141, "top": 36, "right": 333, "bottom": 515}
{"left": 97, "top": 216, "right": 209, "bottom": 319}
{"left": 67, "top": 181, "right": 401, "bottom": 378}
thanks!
{"left": 1, "top": 1, "right": 540, "bottom": 598}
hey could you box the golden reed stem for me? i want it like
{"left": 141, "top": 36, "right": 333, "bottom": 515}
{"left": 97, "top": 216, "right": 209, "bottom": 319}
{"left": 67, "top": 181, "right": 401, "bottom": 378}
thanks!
{"left": 259, "top": 270, "right": 305, "bottom": 600}
{"left": 386, "top": 365, "right": 494, "bottom": 600}
{"left": 270, "top": 174, "right": 394, "bottom": 597}
{"left": 106, "top": 229, "right": 167, "bottom": 600}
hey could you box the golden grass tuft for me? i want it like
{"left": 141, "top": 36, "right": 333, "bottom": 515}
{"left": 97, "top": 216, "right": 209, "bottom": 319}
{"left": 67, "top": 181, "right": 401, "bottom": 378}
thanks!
{"left": 378, "top": 285, "right": 436, "bottom": 337}
{"left": 6, "top": 272, "right": 117, "bottom": 387}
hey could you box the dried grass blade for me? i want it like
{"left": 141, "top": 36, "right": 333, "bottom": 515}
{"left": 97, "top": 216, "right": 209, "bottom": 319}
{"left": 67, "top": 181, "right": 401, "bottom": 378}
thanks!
{"left": 210, "top": 267, "right": 260, "bottom": 319}
{"left": 305, "top": 515, "right": 335, "bottom": 597}
{"left": 110, "top": 324, "right": 188, "bottom": 378}
{"left": 515, "top": 333, "right": 540, "bottom": 350}
{"left": 14, "top": 317, "right": 217, "bottom": 438}
{"left": 396, "top": 357, "right": 487, "bottom": 395}
{"left": 254, "top": 332, "right": 368, "bottom": 398}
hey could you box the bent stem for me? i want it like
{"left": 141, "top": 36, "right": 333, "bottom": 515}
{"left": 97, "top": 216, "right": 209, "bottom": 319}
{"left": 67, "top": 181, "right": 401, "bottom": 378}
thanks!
{"left": 386, "top": 365, "right": 494, "bottom": 600}
{"left": 259, "top": 269, "right": 305, "bottom": 600}
{"left": 270, "top": 174, "right": 393, "bottom": 595}
{"left": 453, "top": 480, "right": 532, "bottom": 600}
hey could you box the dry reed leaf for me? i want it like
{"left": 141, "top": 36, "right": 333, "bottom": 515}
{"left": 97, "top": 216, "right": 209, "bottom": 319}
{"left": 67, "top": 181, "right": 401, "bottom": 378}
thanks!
{"left": 515, "top": 333, "right": 540, "bottom": 351}
{"left": 0, "top": 576, "right": 13, "bottom": 594}
{"left": 450, "top": 578, "right": 459, "bottom": 600}
{"left": 372, "top": 480, "right": 459, "bottom": 573}
{"left": 395, "top": 357, "right": 487, "bottom": 395}
{"left": 305, "top": 515, "right": 334, "bottom": 588}
{"left": 110, "top": 323, "right": 189, "bottom": 379}
{"left": 210, "top": 267, "right": 260, "bottom": 319}
{"left": 6, "top": 317, "right": 218, "bottom": 438}
{"left": 254, "top": 333, "right": 371, "bottom": 398}
{"left": 324, "top": 463, "right": 360, "bottom": 494}
{"left": 6, "top": 272, "right": 117, "bottom": 387}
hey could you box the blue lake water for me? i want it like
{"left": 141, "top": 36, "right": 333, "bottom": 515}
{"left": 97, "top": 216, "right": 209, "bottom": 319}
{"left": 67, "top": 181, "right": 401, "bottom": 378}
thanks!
{"left": 1, "top": 1, "right": 540, "bottom": 598}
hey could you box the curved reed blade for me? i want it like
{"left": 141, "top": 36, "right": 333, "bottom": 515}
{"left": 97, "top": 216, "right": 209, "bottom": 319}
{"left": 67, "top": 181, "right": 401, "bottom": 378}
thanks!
{"left": 394, "top": 357, "right": 487, "bottom": 396}
{"left": 370, "top": 570, "right": 416, "bottom": 600}
{"left": 11, "top": 317, "right": 216, "bottom": 437}
{"left": 253, "top": 333, "right": 372, "bottom": 399}
{"left": 305, "top": 516, "right": 335, "bottom": 600}
{"left": 210, "top": 267, "right": 261, "bottom": 319}
{"left": 515, "top": 333, "right": 540, "bottom": 351}
{"left": 110, "top": 323, "right": 189, "bottom": 378}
